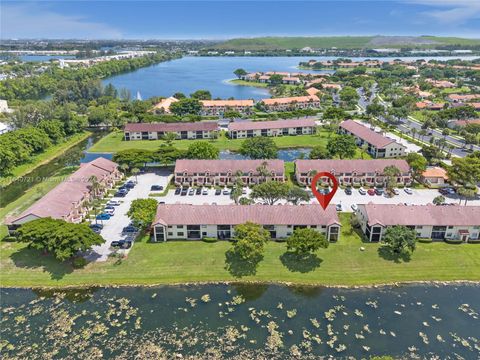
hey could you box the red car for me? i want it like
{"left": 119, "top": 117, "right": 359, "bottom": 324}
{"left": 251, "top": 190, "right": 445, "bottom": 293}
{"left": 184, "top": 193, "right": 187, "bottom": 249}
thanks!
{"left": 367, "top": 188, "right": 376, "bottom": 196}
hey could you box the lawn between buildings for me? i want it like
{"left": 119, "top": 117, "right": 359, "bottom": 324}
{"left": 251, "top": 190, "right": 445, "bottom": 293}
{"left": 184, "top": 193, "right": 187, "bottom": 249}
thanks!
{"left": 88, "top": 130, "right": 368, "bottom": 160}
{"left": 1, "top": 213, "right": 479, "bottom": 288}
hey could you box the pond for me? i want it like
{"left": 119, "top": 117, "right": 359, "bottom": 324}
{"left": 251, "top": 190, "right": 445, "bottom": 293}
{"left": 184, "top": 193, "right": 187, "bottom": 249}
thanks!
{"left": 0, "top": 132, "right": 109, "bottom": 207}
{"left": 220, "top": 148, "right": 311, "bottom": 162}
{"left": 1, "top": 284, "right": 479, "bottom": 359}
{"left": 102, "top": 55, "right": 480, "bottom": 100}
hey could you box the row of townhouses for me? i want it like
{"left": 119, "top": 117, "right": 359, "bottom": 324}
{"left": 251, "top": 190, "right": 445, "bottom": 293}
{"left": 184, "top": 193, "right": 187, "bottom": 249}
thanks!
{"left": 174, "top": 159, "right": 413, "bottom": 187}
{"left": 151, "top": 94, "right": 321, "bottom": 116}
{"left": 123, "top": 119, "right": 316, "bottom": 141}
{"left": 356, "top": 204, "right": 480, "bottom": 243}
{"left": 174, "top": 159, "right": 285, "bottom": 186}
{"left": 152, "top": 204, "right": 341, "bottom": 242}
{"left": 6, "top": 158, "right": 121, "bottom": 233}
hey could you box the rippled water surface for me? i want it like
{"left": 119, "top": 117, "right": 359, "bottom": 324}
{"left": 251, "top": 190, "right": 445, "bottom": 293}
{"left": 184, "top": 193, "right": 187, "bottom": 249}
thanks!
{"left": 1, "top": 284, "right": 479, "bottom": 359}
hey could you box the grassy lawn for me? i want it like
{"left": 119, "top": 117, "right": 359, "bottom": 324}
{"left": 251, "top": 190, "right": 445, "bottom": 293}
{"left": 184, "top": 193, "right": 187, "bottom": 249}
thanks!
{"left": 2, "top": 213, "right": 479, "bottom": 288}
{"left": 229, "top": 79, "right": 269, "bottom": 88}
{"left": 0, "top": 131, "right": 91, "bottom": 187}
{"left": 440, "top": 86, "right": 471, "bottom": 95}
{"left": 0, "top": 166, "right": 79, "bottom": 239}
{"left": 89, "top": 130, "right": 335, "bottom": 153}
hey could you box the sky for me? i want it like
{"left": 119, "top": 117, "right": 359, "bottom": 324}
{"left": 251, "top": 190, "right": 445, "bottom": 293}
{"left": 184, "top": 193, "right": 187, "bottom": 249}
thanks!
{"left": 1, "top": 1, "right": 480, "bottom": 40}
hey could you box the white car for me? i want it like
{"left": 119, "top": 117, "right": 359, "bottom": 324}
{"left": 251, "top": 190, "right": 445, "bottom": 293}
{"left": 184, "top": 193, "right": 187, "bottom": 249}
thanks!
{"left": 358, "top": 187, "right": 367, "bottom": 195}
{"left": 104, "top": 208, "right": 115, "bottom": 215}
{"left": 107, "top": 200, "right": 121, "bottom": 206}
{"left": 351, "top": 204, "right": 358, "bottom": 212}
{"left": 392, "top": 188, "right": 400, "bottom": 195}
{"left": 404, "top": 188, "right": 413, "bottom": 195}
{"left": 202, "top": 188, "right": 209, "bottom": 195}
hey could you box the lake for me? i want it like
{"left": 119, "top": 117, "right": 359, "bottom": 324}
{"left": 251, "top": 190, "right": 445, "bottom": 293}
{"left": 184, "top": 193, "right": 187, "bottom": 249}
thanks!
{"left": 1, "top": 283, "right": 479, "bottom": 359}
{"left": 103, "top": 55, "right": 480, "bottom": 100}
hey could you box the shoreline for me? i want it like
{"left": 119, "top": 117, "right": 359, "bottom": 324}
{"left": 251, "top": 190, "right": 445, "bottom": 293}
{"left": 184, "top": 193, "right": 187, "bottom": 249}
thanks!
{"left": 0, "top": 131, "right": 92, "bottom": 187}
{"left": 2, "top": 279, "right": 479, "bottom": 290}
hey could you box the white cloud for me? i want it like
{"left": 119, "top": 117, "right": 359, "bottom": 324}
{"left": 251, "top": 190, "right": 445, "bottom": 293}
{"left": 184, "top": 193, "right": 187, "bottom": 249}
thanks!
{"left": 1, "top": 3, "right": 122, "bottom": 39}
{"left": 407, "top": 0, "right": 480, "bottom": 25}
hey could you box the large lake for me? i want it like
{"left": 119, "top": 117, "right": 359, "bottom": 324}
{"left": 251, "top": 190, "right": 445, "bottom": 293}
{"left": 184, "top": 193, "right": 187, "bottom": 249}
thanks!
{"left": 103, "top": 55, "right": 480, "bottom": 100}
{"left": 1, "top": 284, "right": 479, "bottom": 359}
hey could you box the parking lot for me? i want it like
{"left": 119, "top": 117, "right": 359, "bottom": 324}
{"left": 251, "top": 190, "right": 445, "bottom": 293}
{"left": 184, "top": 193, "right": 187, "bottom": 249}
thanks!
{"left": 87, "top": 171, "right": 479, "bottom": 262}
{"left": 87, "top": 171, "right": 171, "bottom": 262}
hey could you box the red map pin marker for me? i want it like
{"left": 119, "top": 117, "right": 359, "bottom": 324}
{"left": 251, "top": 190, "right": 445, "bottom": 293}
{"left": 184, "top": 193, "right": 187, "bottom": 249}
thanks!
{"left": 310, "top": 172, "right": 339, "bottom": 210}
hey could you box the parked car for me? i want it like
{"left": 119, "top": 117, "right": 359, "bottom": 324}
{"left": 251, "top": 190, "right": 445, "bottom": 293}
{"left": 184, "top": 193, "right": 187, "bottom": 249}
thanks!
{"left": 104, "top": 208, "right": 115, "bottom": 215}
{"left": 195, "top": 187, "right": 202, "bottom": 195}
{"left": 96, "top": 213, "right": 111, "bottom": 220}
{"left": 351, "top": 204, "right": 358, "bottom": 212}
{"left": 335, "top": 204, "right": 342, "bottom": 211}
{"left": 125, "top": 182, "right": 136, "bottom": 189}
{"left": 118, "top": 186, "right": 128, "bottom": 192}
{"left": 358, "top": 188, "right": 367, "bottom": 195}
{"left": 215, "top": 189, "right": 221, "bottom": 195}
{"left": 374, "top": 188, "right": 384, "bottom": 196}
{"left": 174, "top": 188, "right": 181, "bottom": 195}
{"left": 439, "top": 187, "right": 455, "bottom": 195}
{"left": 111, "top": 240, "right": 132, "bottom": 249}
{"left": 242, "top": 188, "right": 247, "bottom": 195}
{"left": 188, "top": 188, "right": 195, "bottom": 195}
{"left": 114, "top": 192, "right": 126, "bottom": 198}
{"left": 122, "top": 225, "right": 138, "bottom": 233}
{"left": 107, "top": 200, "right": 121, "bottom": 206}
{"left": 392, "top": 188, "right": 400, "bottom": 195}
{"left": 404, "top": 187, "right": 413, "bottom": 195}
{"left": 345, "top": 187, "right": 352, "bottom": 195}
{"left": 367, "top": 188, "right": 375, "bottom": 196}
{"left": 223, "top": 189, "right": 230, "bottom": 195}
{"left": 180, "top": 188, "right": 188, "bottom": 196}
{"left": 104, "top": 205, "right": 115, "bottom": 210}
{"left": 90, "top": 223, "right": 103, "bottom": 230}
{"left": 202, "top": 188, "right": 209, "bottom": 195}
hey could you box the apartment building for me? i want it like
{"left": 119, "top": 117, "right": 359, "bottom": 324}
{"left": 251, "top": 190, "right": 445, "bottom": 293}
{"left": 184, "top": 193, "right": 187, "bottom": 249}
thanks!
{"left": 6, "top": 158, "right": 121, "bottom": 233}
{"left": 261, "top": 95, "right": 320, "bottom": 112}
{"left": 124, "top": 122, "right": 218, "bottom": 141}
{"left": 339, "top": 120, "right": 406, "bottom": 158}
{"left": 294, "top": 159, "right": 412, "bottom": 186}
{"left": 356, "top": 204, "right": 480, "bottom": 242}
{"left": 152, "top": 204, "right": 341, "bottom": 242}
{"left": 228, "top": 119, "right": 316, "bottom": 139}
{"left": 174, "top": 159, "right": 285, "bottom": 186}
{"left": 200, "top": 99, "right": 255, "bottom": 116}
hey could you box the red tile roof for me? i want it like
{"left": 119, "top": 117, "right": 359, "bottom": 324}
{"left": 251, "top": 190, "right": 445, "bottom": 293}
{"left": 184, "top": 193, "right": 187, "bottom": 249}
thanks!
{"left": 450, "top": 119, "right": 480, "bottom": 127}
{"left": 201, "top": 99, "right": 254, "bottom": 107}
{"left": 361, "top": 204, "right": 480, "bottom": 227}
{"left": 339, "top": 120, "right": 397, "bottom": 149}
{"left": 448, "top": 94, "right": 480, "bottom": 102}
{"left": 295, "top": 159, "right": 411, "bottom": 175}
{"left": 6, "top": 158, "right": 118, "bottom": 224}
{"left": 262, "top": 95, "right": 319, "bottom": 106}
{"left": 124, "top": 122, "right": 218, "bottom": 132}
{"left": 153, "top": 204, "right": 340, "bottom": 227}
{"left": 175, "top": 159, "right": 285, "bottom": 175}
{"left": 228, "top": 119, "right": 316, "bottom": 131}
{"left": 422, "top": 167, "right": 448, "bottom": 180}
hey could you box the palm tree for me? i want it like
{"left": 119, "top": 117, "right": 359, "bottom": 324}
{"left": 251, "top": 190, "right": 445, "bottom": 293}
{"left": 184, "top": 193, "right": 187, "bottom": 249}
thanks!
{"left": 419, "top": 129, "right": 427, "bottom": 142}
{"left": 256, "top": 161, "right": 271, "bottom": 183}
{"left": 119, "top": 163, "right": 129, "bottom": 176}
{"left": 457, "top": 187, "right": 476, "bottom": 206}
{"left": 383, "top": 165, "right": 401, "bottom": 195}
{"left": 131, "top": 168, "right": 140, "bottom": 183}
{"left": 410, "top": 128, "right": 417, "bottom": 140}
{"left": 88, "top": 175, "right": 102, "bottom": 199}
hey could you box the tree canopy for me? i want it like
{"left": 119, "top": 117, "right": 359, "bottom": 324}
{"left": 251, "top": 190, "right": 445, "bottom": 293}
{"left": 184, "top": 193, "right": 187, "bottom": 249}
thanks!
{"left": 232, "top": 222, "right": 270, "bottom": 261}
{"left": 185, "top": 141, "right": 219, "bottom": 159}
{"left": 16, "top": 218, "right": 103, "bottom": 261}
{"left": 382, "top": 226, "right": 417, "bottom": 255}
{"left": 326, "top": 134, "right": 357, "bottom": 159}
{"left": 239, "top": 137, "right": 278, "bottom": 159}
{"left": 250, "top": 181, "right": 290, "bottom": 205}
{"left": 169, "top": 98, "right": 202, "bottom": 116}
{"left": 127, "top": 198, "right": 159, "bottom": 229}
{"left": 286, "top": 228, "right": 329, "bottom": 255}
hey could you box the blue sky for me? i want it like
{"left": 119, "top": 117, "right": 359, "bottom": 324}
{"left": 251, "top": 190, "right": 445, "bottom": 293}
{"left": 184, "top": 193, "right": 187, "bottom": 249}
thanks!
{"left": 2, "top": 1, "right": 480, "bottom": 39}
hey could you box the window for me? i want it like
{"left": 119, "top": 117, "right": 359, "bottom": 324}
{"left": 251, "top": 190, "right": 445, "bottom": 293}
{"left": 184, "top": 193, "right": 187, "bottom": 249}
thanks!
{"left": 177, "top": 225, "right": 184, "bottom": 229}
{"left": 287, "top": 225, "right": 292, "bottom": 228}
{"left": 202, "top": 232, "right": 207, "bottom": 236}
{"left": 310, "top": 225, "right": 317, "bottom": 229}
{"left": 167, "top": 226, "right": 172, "bottom": 229}
{"left": 416, "top": 226, "right": 423, "bottom": 229}
{"left": 431, "top": 226, "right": 447, "bottom": 240}
{"left": 168, "top": 232, "right": 173, "bottom": 236}
{"left": 447, "top": 226, "right": 454, "bottom": 229}
{"left": 178, "top": 232, "right": 184, "bottom": 236}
